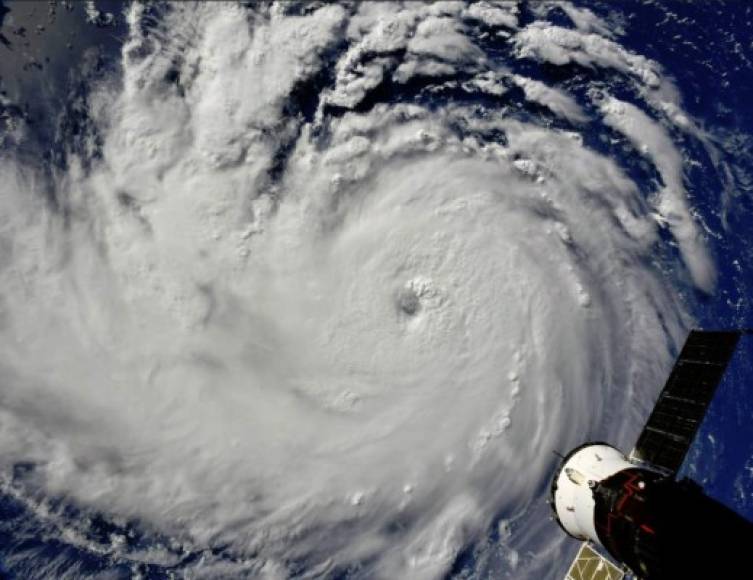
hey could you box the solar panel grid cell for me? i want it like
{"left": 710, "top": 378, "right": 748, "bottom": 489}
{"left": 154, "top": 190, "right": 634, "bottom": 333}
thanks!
{"left": 630, "top": 331, "right": 741, "bottom": 474}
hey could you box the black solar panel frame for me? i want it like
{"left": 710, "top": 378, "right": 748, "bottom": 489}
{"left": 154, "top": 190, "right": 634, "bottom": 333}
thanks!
{"left": 631, "top": 330, "right": 741, "bottom": 475}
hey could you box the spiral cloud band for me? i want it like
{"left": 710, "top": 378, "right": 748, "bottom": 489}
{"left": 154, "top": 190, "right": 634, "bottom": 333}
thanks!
{"left": 0, "top": 2, "right": 718, "bottom": 578}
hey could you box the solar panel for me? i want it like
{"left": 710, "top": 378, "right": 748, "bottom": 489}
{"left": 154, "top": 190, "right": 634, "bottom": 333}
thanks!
{"left": 629, "top": 330, "right": 741, "bottom": 475}
{"left": 565, "top": 542, "right": 624, "bottom": 580}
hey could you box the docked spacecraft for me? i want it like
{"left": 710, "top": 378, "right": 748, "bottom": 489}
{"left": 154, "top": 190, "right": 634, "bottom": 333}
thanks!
{"left": 551, "top": 330, "right": 753, "bottom": 579}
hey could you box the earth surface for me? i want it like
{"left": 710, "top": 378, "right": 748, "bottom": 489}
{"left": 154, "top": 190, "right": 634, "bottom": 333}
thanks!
{"left": 0, "top": 1, "right": 751, "bottom": 579}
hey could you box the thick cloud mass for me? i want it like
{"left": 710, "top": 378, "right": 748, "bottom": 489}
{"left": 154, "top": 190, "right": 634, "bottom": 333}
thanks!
{"left": 0, "top": 2, "right": 720, "bottom": 578}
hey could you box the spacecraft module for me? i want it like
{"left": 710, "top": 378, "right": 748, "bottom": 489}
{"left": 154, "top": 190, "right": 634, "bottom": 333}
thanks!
{"left": 551, "top": 330, "right": 753, "bottom": 579}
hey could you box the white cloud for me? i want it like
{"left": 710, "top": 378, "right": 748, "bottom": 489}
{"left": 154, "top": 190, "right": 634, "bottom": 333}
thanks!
{"left": 512, "top": 22, "right": 662, "bottom": 88}
{"left": 463, "top": 1, "right": 519, "bottom": 30}
{"left": 598, "top": 95, "right": 716, "bottom": 292}
{"left": 532, "top": 1, "right": 614, "bottom": 38}
{"left": 512, "top": 74, "right": 588, "bottom": 123}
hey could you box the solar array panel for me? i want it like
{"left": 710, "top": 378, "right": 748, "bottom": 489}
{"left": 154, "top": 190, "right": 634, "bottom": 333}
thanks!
{"left": 565, "top": 543, "right": 624, "bottom": 580}
{"left": 629, "top": 330, "right": 741, "bottom": 475}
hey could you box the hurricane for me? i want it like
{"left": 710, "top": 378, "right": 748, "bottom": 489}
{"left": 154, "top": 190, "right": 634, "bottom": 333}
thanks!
{"left": 0, "top": 2, "right": 748, "bottom": 579}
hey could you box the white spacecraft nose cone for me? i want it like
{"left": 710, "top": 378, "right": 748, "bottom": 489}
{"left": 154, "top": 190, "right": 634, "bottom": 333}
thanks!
{"left": 552, "top": 443, "right": 634, "bottom": 543}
